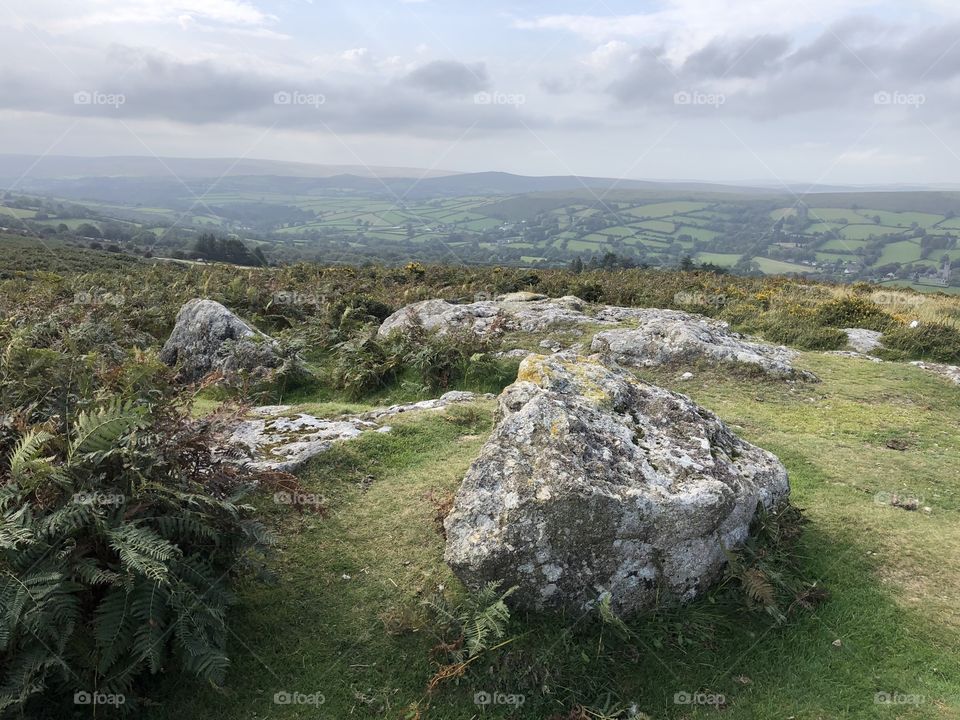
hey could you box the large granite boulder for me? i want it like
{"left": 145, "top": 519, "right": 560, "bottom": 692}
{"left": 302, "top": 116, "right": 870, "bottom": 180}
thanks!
{"left": 160, "top": 299, "right": 279, "bottom": 381}
{"left": 444, "top": 353, "right": 790, "bottom": 616}
{"left": 377, "top": 294, "right": 598, "bottom": 337}
{"left": 591, "top": 309, "right": 816, "bottom": 380}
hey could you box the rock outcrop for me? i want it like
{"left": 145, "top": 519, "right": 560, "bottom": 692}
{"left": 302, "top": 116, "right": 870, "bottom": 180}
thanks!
{"left": 228, "top": 391, "right": 485, "bottom": 471}
{"left": 377, "top": 294, "right": 598, "bottom": 337}
{"left": 380, "top": 298, "right": 815, "bottom": 381}
{"left": 591, "top": 309, "right": 815, "bottom": 380}
{"left": 160, "top": 299, "right": 278, "bottom": 381}
{"left": 843, "top": 328, "right": 883, "bottom": 354}
{"left": 444, "top": 353, "right": 790, "bottom": 616}
{"left": 911, "top": 360, "right": 960, "bottom": 386}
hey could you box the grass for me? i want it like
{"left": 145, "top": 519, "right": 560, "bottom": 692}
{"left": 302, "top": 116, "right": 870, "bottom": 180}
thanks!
{"left": 695, "top": 251, "right": 741, "bottom": 267}
{"left": 755, "top": 257, "right": 820, "bottom": 275}
{"left": 879, "top": 240, "right": 923, "bottom": 265}
{"left": 145, "top": 351, "right": 960, "bottom": 719}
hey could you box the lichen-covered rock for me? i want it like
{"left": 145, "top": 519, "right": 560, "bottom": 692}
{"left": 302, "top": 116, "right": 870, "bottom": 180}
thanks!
{"left": 228, "top": 391, "right": 486, "bottom": 471}
{"left": 910, "top": 360, "right": 960, "bottom": 385}
{"left": 160, "top": 299, "right": 278, "bottom": 381}
{"left": 591, "top": 309, "right": 816, "bottom": 380}
{"left": 444, "top": 353, "right": 790, "bottom": 616}
{"left": 377, "top": 295, "right": 599, "bottom": 337}
{"left": 844, "top": 328, "right": 883, "bottom": 354}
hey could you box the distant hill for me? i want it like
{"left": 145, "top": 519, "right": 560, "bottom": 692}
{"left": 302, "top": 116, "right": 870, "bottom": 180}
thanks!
{"left": 0, "top": 154, "right": 459, "bottom": 181}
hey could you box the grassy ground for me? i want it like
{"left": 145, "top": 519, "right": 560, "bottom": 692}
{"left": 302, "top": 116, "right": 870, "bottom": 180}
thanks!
{"left": 143, "top": 352, "right": 960, "bottom": 719}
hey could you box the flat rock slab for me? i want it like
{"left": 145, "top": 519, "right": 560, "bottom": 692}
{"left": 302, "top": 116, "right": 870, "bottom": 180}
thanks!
{"left": 590, "top": 309, "right": 816, "bottom": 381}
{"left": 824, "top": 350, "right": 884, "bottom": 363}
{"left": 444, "top": 353, "right": 790, "bottom": 617}
{"left": 228, "top": 391, "right": 486, "bottom": 471}
{"left": 378, "top": 294, "right": 601, "bottom": 337}
{"left": 911, "top": 361, "right": 960, "bottom": 385}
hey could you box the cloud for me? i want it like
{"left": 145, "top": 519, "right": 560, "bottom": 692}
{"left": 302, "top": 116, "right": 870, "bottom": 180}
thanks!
{"left": 402, "top": 60, "right": 489, "bottom": 96}
{"left": 0, "top": 48, "right": 534, "bottom": 136}
{"left": 10, "top": 0, "right": 276, "bottom": 33}
{"left": 600, "top": 21, "right": 960, "bottom": 120}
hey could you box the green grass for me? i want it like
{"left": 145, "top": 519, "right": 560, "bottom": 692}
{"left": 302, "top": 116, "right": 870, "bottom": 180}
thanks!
{"left": 0, "top": 206, "right": 37, "bottom": 219}
{"left": 626, "top": 201, "right": 709, "bottom": 218}
{"left": 755, "top": 257, "right": 820, "bottom": 275}
{"left": 145, "top": 352, "right": 960, "bottom": 720}
{"left": 839, "top": 224, "right": 903, "bottom": 241}
{"left": 879, "top": 240, "right": 923, "bottom": 265}
{"left": 696, "top": 251, "right": 741, "bottom": 267}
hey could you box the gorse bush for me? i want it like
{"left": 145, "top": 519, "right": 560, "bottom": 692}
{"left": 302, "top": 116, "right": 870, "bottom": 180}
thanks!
{"left": 0, "top": 399, "right": 272, "bottom": 716}
{"left": 813, "top": 296, "right": 894, "bottom": 332}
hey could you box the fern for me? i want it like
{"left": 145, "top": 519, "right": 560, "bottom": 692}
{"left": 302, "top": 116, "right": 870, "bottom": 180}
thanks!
{"left": 0, "top": 396, "right": 272, "bottom": 715}
{"left": 460, "top": 582, "right": 516, "bottom": 657}
{"left": 423, "top": 581, "right": 517, "bottom": 663}
{"left": 7, "top": 430, "right": 54, "bottom": 485}
{"left": 68, "top": 398, "right": 147, "bottom": 462}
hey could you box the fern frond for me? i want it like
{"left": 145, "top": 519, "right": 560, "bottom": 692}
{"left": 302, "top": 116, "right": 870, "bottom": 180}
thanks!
{"left": 7, "top": 430, "right": 55, "bottom": 484}
{"left": 68, "top": 399, "right": 147, "bottom": 462}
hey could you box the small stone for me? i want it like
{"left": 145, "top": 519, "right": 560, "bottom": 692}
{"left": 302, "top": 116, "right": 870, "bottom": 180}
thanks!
{"left": 680, "top": 372, "right": 695, "bottom": 381}
{"left": 832, "top": 639, "right": 842, "bottom": 648}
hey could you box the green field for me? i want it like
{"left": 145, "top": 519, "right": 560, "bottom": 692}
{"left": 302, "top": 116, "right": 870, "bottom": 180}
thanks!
{"left": 2, "top": 186, "right": 958, "bottom": 286}
{"left": 755, "top": 257, "right": 821, "bottom": 274}
{"left": 695, "top": 251, "right": 741, "bottom": 266}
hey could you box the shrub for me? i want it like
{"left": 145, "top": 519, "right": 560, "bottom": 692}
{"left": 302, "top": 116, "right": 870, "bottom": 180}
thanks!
{"left": 331, "top": 330, "right": 404, "bottom": 399}
{"left": 403, "top": 326, "right": 501, "bottom": 394}
{"left": 879, "top": 323, "right": 960, "bottom": 363}
{"left": 750, "top": 308, "right": 848, "bottom": 351}
{"left": 813, "top": 296, "right": 893, "bottom": 332}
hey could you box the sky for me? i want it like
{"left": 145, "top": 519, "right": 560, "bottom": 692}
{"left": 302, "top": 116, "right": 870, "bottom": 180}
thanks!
{"left": 3, "top": 0, "right": 960, "bottom": 185}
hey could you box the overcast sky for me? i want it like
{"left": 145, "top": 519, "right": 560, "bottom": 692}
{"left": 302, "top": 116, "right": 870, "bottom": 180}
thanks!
{"left": 3, "top": 0, "right": 960, "bottom": 184}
